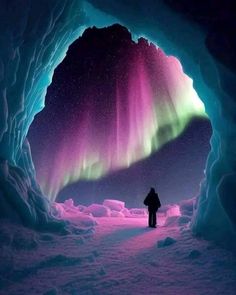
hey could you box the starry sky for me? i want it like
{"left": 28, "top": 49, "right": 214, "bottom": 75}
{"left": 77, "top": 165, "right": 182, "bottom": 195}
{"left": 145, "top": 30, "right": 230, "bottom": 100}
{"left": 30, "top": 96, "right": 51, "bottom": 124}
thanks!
{"left": 28, "top": 24, "right": 211, "bottom": 206}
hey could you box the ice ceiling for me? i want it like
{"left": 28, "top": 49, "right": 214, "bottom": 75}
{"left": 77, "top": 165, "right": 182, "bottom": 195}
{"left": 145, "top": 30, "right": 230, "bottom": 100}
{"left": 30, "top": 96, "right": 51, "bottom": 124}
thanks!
{"left": 29, "top": 24, "right": 206, "bottom": 200}
{"left": 0, "top": 0, "right": 235, "bottom": 245}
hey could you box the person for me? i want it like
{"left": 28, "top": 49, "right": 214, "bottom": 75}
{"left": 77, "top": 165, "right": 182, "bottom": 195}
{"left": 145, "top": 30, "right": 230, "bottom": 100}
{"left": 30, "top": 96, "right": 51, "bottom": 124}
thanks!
{"left": 144, "top": 187, "right": 161, "bottom": 228}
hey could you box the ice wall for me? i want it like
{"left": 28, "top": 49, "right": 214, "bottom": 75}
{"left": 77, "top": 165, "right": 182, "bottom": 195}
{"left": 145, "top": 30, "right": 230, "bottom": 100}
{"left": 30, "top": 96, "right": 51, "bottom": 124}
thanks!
{"left": 0, "top": 0, "right": 87, "bottom": 229}
{"left": 0, "top": 0, "right": 235, "bottom": 244}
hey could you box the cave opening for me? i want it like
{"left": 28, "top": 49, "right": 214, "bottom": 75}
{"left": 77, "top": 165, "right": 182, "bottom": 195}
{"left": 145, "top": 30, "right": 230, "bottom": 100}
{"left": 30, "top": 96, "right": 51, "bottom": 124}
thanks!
{"left": 28, "top": 24, "right": 212, "bottom": 208}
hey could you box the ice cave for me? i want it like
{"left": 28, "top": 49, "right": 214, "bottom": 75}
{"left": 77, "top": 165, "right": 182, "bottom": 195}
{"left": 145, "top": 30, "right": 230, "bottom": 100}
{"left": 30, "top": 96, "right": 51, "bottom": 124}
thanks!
{"left": 0, "top": 1, "right": 235, "bottom": 294}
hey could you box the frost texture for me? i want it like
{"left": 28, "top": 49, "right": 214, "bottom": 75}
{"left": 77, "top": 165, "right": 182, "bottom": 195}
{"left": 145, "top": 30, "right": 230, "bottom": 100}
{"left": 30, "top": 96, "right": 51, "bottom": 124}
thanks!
{"left": 0, "top": 0, "right": 235, "bottom": 244}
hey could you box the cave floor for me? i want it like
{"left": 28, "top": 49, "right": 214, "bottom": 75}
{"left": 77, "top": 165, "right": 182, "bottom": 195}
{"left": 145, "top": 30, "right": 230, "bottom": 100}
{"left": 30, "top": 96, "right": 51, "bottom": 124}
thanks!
{"left": 1, "top": 218, "right": 236, "bottom": 295}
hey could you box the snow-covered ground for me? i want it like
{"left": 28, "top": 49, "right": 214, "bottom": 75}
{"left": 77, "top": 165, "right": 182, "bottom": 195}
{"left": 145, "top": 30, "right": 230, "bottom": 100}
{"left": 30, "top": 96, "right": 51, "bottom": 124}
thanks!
{"left": 0, "top": 209, "right": 236, "bottom": 295}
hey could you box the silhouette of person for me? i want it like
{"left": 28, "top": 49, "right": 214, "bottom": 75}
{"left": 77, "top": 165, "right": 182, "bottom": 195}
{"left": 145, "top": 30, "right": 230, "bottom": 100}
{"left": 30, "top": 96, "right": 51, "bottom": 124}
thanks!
{"left": 144, "top": 187, "right": 161, "bottom": 228}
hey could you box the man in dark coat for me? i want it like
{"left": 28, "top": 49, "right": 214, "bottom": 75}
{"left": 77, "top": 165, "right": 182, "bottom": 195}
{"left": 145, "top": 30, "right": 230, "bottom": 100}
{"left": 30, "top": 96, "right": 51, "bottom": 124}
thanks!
{"left": 144, "top": 187, "right": 161, "bottom": 228}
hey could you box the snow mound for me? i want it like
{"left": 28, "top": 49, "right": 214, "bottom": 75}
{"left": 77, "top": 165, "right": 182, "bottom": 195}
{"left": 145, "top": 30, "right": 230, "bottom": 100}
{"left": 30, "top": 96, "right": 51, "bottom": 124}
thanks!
{"left": 158, "top": 204, "right": 181, "bottom": 218}
{"left": 53, "top": 201, "right": 96, "bottom": 227}
{"left": 103, "top": 199, "right": 125, "bottom": 211}
{"left": 157, "top": 237, "right": 177, "bottom": 247}
{"left": 166, "top": 204, "right": 181, "bottom": 217}
{"left": 85, "top": 204, "right": 111, "bottom": 217}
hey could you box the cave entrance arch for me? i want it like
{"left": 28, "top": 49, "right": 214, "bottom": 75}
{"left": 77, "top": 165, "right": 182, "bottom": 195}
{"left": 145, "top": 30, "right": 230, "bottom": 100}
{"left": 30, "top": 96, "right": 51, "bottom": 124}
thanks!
{"left": 28, "top": 24, "right": 211, "bottom": 211}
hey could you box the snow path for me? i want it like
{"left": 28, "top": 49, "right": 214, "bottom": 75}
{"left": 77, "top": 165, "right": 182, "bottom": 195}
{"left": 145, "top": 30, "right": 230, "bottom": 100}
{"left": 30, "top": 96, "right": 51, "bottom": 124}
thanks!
{"left": 1, "top": 218, "right": 236, "bottom": 295}
{"left": 84, "top": 218, "right": 236, "bottom": 295}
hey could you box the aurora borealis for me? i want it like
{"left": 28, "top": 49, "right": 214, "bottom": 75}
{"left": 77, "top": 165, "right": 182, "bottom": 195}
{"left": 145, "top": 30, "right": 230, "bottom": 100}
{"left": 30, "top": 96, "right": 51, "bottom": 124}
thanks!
{"left": 29, "top": 24, "right": 208, "bottom": 201}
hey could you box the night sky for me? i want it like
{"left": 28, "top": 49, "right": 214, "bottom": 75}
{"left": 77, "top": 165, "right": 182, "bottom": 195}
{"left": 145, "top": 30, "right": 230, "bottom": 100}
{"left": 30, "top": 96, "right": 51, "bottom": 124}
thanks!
{"left": 28, "top": 24, "right": 212, "bottom": 206}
